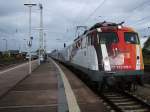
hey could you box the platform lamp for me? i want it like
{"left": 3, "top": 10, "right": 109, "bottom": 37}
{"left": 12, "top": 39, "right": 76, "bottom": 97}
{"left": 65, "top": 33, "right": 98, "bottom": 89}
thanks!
{"left": 2, "top": 39, "right": 7, "bottom": 52}
{"left": 24, "top": 3, "right": 37, "bottom": 74}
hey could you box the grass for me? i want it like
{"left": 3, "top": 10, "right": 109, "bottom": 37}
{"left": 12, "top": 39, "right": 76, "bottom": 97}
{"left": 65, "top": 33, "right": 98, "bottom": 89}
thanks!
{"left": 0, "top": 54, "right": 25, "bottom": 65}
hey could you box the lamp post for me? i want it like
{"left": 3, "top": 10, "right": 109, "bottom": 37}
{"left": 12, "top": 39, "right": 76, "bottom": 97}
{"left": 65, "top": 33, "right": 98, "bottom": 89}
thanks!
{"left": 75, "top": 26, "right": 88, "bottom": 37}
{"left": 147, "top": 27, "right": 150, "bottom": 38}
{"left": 148, "top": 27, "right": 150, "bottom": 34}
{"left": 23, "top": 39, "right": 27, "bottom": 51}
{"left": 3, "top": 39, "right": 7, "bottom": 52}
{"left": 11, "top": 39, "right": 15, "bottom": 50}
{"left": 39, "top": 3, "right": 44, "bottom": 65}
{"left": 24, "top": 3, "right": 36, "bottom": 74}
{"left": 44, "top": 33, "right": 46, "bottom": 52}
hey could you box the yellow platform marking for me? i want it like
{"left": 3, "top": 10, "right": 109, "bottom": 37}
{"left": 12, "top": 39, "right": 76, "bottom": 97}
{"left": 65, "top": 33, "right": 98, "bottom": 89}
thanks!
{"left": 51, "top": 59, "right": 81, "bottom": 112}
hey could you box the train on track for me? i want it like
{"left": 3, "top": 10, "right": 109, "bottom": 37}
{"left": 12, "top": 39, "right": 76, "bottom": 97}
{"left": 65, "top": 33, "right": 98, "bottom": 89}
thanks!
{"left": 51, "top": 21, "right": 144, "bottom": 91}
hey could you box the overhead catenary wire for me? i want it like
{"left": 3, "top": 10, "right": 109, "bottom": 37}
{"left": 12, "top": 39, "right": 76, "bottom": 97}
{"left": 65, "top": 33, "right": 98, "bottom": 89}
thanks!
{"left": 123, "top": 0, "right": 150, "bottom": 23}
{"left": 84, "top": 0, "right": 107, "bottom": 24}
{"left": 71, "top": 0, "right": 107, "bottom": 37}
{"left": 128, "top": 14, "right": 150, "bottom": 27}
{"left": 128, "top": 0, "right": 150, "bottom": 12}
{"left": 72, "top": 1, "right": 90, "bottom": 25}
{"left": 68, "top": 0, "right": 107, "bottom": 38}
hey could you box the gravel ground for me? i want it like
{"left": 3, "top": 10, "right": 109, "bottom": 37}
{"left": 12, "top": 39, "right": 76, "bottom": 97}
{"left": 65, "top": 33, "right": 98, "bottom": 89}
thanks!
{"left": 130, "top": 70, "right": 150, "bottom": 104}
{"left": 57, "top": 62, "right": 106, "bottom": 112}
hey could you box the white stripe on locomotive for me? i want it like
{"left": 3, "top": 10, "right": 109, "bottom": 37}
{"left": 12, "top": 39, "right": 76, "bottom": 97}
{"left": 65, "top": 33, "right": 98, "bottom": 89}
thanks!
{"left": 100, "top": 44, "right": 111, "bottom": 71}
{"left": 136, "top": 45, "right": 141, "bottom": 70}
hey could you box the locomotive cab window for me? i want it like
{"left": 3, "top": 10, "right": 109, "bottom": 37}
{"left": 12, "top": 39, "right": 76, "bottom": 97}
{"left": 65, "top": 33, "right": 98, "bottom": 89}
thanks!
{"left": 98, "top": 32, "right": 118, "bottom": 44}
{"left": 124, "top": 32, "right": 140, "bottom": 44}
{"left": 92, "top": 33, "right": 99, "bottom": 46}
{"left": 88, "top": 35, "right": 92, "bottom": 45}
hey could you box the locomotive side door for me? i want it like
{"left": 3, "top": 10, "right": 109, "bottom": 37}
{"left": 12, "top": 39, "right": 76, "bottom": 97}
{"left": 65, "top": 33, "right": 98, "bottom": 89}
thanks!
{"left": 94, "top": 33, "right": 103, "bottom": 70}
{"left": 86, "top": 35, "right": 91, "bottom": 69}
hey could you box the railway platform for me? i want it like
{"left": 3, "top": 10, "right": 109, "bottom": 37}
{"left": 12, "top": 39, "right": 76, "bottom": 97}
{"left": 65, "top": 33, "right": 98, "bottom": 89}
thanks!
{"left": 0, "top": 58, "right": 104, "bottom": 112}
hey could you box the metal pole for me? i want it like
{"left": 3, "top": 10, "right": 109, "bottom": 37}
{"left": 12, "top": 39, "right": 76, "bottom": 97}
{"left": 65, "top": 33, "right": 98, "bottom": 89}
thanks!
{"left": 44, "top": 33, "right": 46, "bottom": 52}
{"left": 24, "top": 39, "right": 27, "bottom": 51}
{"left": 148, "top": 27, "right": 150, "bottom": 36}
{"left": 29, "top": 6, "right": 32, "bottom": 74}
{"left": 38, "top": 4, "right": 43, "bottom": 65}
{"left": 3, "top": 39, "right": 7, "bottom": 52}
{"left": 24, "top": 3, "right": 36, "bottom": 74}
{"left": 6, "top": 40, "right": 7, "bottom": 51}
{"left": 40, "top": 4, "right": 43, "bottom": 51}
{"left": 75, "top": 26, "right": 87, "bottom": 37}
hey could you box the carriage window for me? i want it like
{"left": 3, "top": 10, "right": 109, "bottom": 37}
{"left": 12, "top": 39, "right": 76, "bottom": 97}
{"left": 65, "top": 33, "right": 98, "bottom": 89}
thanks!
{"left": 98, "top": 32, "right": 118, "bottom": 44}
{"left": 91, "top": 35, "right": 95, "bottom": 45}
{"left": 82, "top": 38, "right": 86, "bottom": 48}
{"left": 124, "top": 32, "right": 140, "bottom": 44}
{"left": 88, "top": 35, "right": 91, "bottom": 45}
{"left": 91, "top": 34, "right": 99, "bottom": 46}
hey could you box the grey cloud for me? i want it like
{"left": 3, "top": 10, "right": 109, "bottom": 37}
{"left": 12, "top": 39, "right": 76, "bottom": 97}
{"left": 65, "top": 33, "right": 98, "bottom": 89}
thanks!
{"left": 0, "top": 0, "right": 150, "bottom": 51}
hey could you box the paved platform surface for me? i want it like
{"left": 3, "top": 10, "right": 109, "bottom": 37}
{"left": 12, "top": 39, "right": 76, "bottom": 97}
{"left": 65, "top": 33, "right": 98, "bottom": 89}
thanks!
{"left": 0, "top": 61, "right": 58, "bottom": 112}
{"left": 0, "top": 60, "right": 38, "bottom": 98}
{"left": 0, "top": 59, "right": 105, "bottom": 112}
{"left": 57, "top": 62, "right": 104, "bottom": 112}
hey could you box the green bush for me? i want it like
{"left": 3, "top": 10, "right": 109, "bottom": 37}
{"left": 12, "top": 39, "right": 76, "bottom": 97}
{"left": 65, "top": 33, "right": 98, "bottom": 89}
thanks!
{"left": 0, "top": 54, "right": 15, "bottom": 64}
{"left": 143, "top": 55, "right": 150, "bottom": 65}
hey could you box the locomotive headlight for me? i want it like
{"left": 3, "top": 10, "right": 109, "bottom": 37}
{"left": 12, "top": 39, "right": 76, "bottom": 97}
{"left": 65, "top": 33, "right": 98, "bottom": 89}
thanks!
{"left": 97, "top": 28, "right": 102, "bottom": 32}
{"left": 103, "top": 57, "right": 111, "bottom": 71}
{"left": 118, "top": 25, "right": 122, "bottom": 29}
{"left": 104, "top": 57, "right": 110, "bottom": 66}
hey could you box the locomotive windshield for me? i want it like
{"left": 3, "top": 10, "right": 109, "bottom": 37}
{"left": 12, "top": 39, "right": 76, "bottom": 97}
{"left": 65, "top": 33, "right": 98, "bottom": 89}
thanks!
{"left": 124, "top": 32, "right": 140, "bottom": 44}
{"left": 98, "top": 32, "right": 118, "bottom": 44}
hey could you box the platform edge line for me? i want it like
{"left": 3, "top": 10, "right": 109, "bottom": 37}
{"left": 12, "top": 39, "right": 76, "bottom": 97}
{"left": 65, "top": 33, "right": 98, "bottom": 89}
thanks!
{"left": 50, "top": 58, "right": 81, "bottom": 112}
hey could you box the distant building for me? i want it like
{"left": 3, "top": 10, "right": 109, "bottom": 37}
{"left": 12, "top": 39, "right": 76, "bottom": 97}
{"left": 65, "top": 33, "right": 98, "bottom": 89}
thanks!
{"left": 9, "top": 50, "right": 19, "bottom": 54}
{"left": 0, "top": 51, "right": 2, "bottom": 56}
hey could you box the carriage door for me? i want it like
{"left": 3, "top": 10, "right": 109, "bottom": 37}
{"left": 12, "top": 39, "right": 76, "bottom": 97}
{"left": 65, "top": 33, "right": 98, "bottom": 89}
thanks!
{"left": 93, "top": 33, "right": 103, "bottom": 70}
{"left": 87, "top": 34, "right": 91, "bottom": 69}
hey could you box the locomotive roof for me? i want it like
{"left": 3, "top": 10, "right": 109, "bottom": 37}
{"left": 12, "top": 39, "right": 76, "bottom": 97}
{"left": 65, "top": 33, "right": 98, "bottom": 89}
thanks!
{"left": 89, "top": 21, "right": 119, "bottom": 30}
{"left": 73, "top": 21, "right": 135, "bottom": 42}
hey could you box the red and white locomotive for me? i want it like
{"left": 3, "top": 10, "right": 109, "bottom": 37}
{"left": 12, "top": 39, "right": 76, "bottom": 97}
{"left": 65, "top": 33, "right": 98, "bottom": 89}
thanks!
{"left": 51, "top": 21, "right": 144, "bottom": 90}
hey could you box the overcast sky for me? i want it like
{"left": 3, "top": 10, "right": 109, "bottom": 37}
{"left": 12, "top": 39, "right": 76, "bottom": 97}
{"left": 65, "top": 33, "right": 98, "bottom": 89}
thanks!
{"left": 0, "top": 0, "right": 150, "bottom": 52}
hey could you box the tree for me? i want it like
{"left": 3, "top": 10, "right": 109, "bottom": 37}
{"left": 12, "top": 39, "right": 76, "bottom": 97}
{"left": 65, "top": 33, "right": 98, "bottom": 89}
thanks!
{"left": 143, "top": 37, "right": 150, "bottom": 50}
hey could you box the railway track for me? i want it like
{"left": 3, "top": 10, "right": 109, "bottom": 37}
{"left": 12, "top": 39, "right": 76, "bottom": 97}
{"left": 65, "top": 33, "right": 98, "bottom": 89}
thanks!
{"left": 144, "top": 65, "right": 150, "bottom": 72}
{"left": 100, "top": 91, "right": 150, "bottom": 112}
{"left": 60, "top": 63, "right": 150, "bottom": 112}
{"left": 74, "top": 72, "right": 150, "bottom": 111}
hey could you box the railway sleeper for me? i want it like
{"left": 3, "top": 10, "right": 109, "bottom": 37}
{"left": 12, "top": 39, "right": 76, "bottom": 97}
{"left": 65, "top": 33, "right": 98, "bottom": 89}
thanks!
{"left": 119, "top": 104, "right": 144, "bottom": 109}
{"left": 115, "top": 102, "right": 149, "bottom": 112}
{"left": 115, "top": 101, "right": 137, "bottom": 105}
{"left": 106, "top": 96, "right": 126, "bottom": 99}
{"left": 123, "top": 108, "right": 149, "bottom": 112}
{"left": 122, "top": 107, "right": 149, "bottom": 112}
{"left": 110, "top": 98, "right": 132, "bottom": 102}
